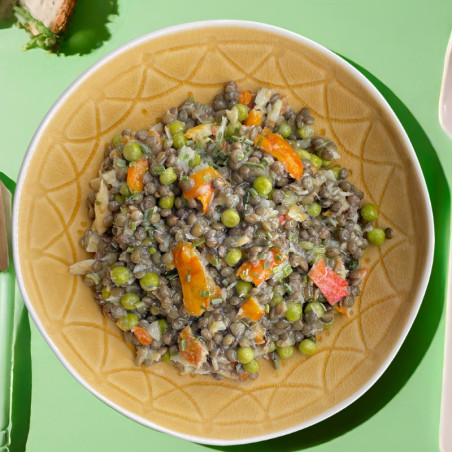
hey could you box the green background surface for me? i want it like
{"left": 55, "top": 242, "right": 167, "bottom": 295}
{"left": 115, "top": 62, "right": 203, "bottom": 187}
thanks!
{"left": 1, "top": 0, "right": 452, "bottom": 451}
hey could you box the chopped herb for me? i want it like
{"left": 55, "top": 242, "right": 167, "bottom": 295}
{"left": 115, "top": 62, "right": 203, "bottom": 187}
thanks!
{"left": 254, "top": 232, "right": 264, "bottom": 239}
{"left": 282, "top": 264, "right": 293, "bottom": 278}
{"left": 257, "top": 137, "right": 263, "bottom": 147}
{"left": 129, "top": 161, "right": 136, "bottom": 167}
{"left": 211, "top": 298, "right": 223, "bottom": 305}
{"left": 211, "top": 257, "right": 220, "bottom": 266}
{"left": 218, "top": 151, "right": 228, "bottom": 159}
{"left": 273, "top": 359, "right": 280, "bottom": 370}
{"left": 251, "top": 272, "right": 260, "bottom": 278}
{"left": 194, "top": 336, "right": 201, "bottom": 342}
{"left": 180, "top": 175, "right": 188, "bottom": 181}
{"left": 143, "top": 209, "right": 150, "bottom": 221}
{"left": 249, "top": 187, "right": 259, "bottom": 198}
{"left": 188, "top": 96, "right": 195, "bottom": 103}
{"left": 126, "top": 246, "right": 134, "bottom": 253}
{"left": 132, "top": 192, "right": 140, "bottom": 200}
{"left": 116, "top": 158, "right": 126, "bottom": 168}
{"left": 186, "top": 139, "right": 194, "bottom": 146}
{"left": 180, "top": 339, "right": 187, "bottom": 351}
{"left": 217, "top": 131, "right": 223, "bottom": 140}
{"left": 246, "top": 162, "right": 266, "bottom": 169}
{"left": 166, "top": 272, "right": 179, "bottom": 281}
{"left": 244, "top": 192, "right": 250, "bottom": 204}
{"left": 149, "top": 247, "right": 156, "bottom": 255}
{"left": 265, "top": 231, "right": 273, "bottom": 240}
{"left": 264, "top": 262, "right": 270, "bottom": 270}
{"left": 192, "top": 237, "right": 206, "bottom": 247}
{"left": 203, "top": 174, "right": 212, "bottom": 182}
{"left": 265, "top": 303, "right": 270, "bottom": 313}
{"left": 236, "top": 153, "right": 245, "bottom": 159}
{"left": 242, "top": 269, "right": 249, "bottom": 277}
{"left": 289, "top": 231, "right": 298, "bottom": 242}
{"left": 222, "top": 279, "right": 229, "bottom": 286}
{"left": 200, "top": 290, "right": 209, "bottom": 297}
{"left": 244, "top": 203, "right": 250, "bottom": 211}
{"left": 284, "top": 283, "right": 294, "bottom": 295}
{"left": 130, "top": 222, "right": 137, "bottom": 231}
{"left": 152, "top": 166, "right": 165, "bottom": 175}
{"left": 275, "top": 254, "right": 283, "bottom": 261}
{"left": 349, "top": 259, "right": 359, "bottom": 271}
{"left": 261, "top": 158, "right": 270, "bottom": 166}
{"left": 95, "top": 200, "right": 102, "bottom": 205}
{"left": 258, "top": 252, "right": 266, "bottom": 260}
{"left": 186, "top": 274, "right": 191, "bottom": 282}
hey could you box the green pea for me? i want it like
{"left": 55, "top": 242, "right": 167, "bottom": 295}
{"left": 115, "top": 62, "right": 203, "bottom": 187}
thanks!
{"left": 101, "top": 287, "right": 111, "bottom": 300}
{"left": 158, "top": 318, "right": 168, "bottom": 334}
{"left": 159, "top": 195, "right": 175, "bottom": 209}
{"left": 111, "top": 266, "right": 131, "bottom": 286}
{"left": 111, "top": 134, "right": 123, "bottom": 147}
{"left": 140, "top": 272, "right": 160, "bottom": 291}
{"left": 120, "top": 292, "right": 140, "bottom": 310}
{"left": 297, "top": 125, "right": 315, "bottom": 139}
{"left": 189, "top": 152, "right": 201, "bottom": 167}
{"left": 270, "top": 292, "right": 283, "bottom": 307}
{"left": 276, "top": 346, "right": 294, "bottom": 360}
{"left": 299, "top": 338, "right": 316, "bottom": 355}
{"left": 307, "top": 202, "right": 322, "bottom": 217}
{"left": 221, "top": 209, "right": 240, "bottom": 228}
{"left": 225, "top": 248, "right": 242, "bottom": 267}
{"left": 159, "top": 167, "right": 177, "bottom": 185}
{"left": 236, "top": 280, "right": 252, "bottom": 297}
{"left": 367, "top": 227, "right": 386, "bottom": 246}
{"left": 225, "top": 122, "right": 241, "bottom": 138}
{"left": 253, "top": 176, "right": 273, "bottom": 196}
{"left": 310, "top": 154, "right": 322, "bottom": 169}
{"left": 297, "top": 149, "right": 312, "bottom": 160}
{"left": 244, "top": 359, "right": 259, "bottom": 373}
{"left": 278, "top": 122, "right": 292, "bottom": 138}
{"left": 172, "top": 132, "right": 187, "bottom": 149}
{"left": 322, "top": 159, "right": 333, "bottom": 167}
{"left": 168, "top": 120, "right": 185, "bottom": 136}
{"left": 123, "top": 142, "right": 142, "bottom": 162}
{"left": 305, "top": 301, "right": 326, "bottom": 318}
{"left": 285, "top": 303, "right": 302, "bottom": 322}
{"left": 118, "top": 312, "right": 139, "bottom": 330}
{"left": 235, "top": 103, "right": 249, "bottom": 122}
{"left": 361, "top": 203, "right": 379, "bottom": 222}
{"left": 331, "top": 166, "right": 341, "bottom": 179}
{"left": 237, "top": 347, "right": 255, "bottom": 364}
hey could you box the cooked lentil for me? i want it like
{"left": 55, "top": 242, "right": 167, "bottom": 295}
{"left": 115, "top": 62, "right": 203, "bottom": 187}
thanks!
{"left": 70, "top": 82, "right": 394, "bottom": 381}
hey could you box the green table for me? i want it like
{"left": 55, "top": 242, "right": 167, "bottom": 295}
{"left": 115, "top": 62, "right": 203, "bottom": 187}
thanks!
{"left": 1, "top": 1, "right": 451, "bottom": 451}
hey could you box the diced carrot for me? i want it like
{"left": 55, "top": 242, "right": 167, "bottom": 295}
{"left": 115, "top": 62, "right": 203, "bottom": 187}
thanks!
{"left": 333, "top": 304, "right": 350, "bottom": 318}
{"left": 127, "top": 158, "right": 149, "bottom": 192}
{"left": 254, "top": 132, "right": 303, "bottom": 179}
{"left": 238, "top": 297, "right": 265, "bottom": 322}
{"left": 237, "top": 248, "right": 287, "bottom": 286}
{"left": 148, "top": 130, "right": 162, "bottom": 144}
{"left": 132, "top": 327, "right": 153, "bottom": 346}
{"left": 252, "top": 323, "right": 266, "bottom": 344}
{"left": 185, "top": 123, "right": 212, "bottom": 141}
{"left": 178, "top": 326, "right": 208, "bottom": 369}
{"left": 239, "top": 373, "right": 249, "bottom": 380}
{"left": 244, "top": 109, "right": 263, "bottom": 127}
{"left": 308, "top": 258, "right": 349, "bottom": 305}
{"left": 239, "top": 90, "right": 253, "bottom": 108}
{"left": 172, "top": 242, "right": 221, "bottom": 316}
{"left": 181, "top": 167, "right": 225, "bottom": 214}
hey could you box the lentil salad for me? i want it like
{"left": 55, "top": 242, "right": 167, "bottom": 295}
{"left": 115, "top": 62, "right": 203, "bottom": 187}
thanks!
{"left": 70, "top": 82, "right": 393, "bottom": 381}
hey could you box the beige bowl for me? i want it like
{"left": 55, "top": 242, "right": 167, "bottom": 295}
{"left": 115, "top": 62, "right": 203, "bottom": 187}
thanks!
{"left": 13, "top": 21, "right": 434, "bottom": 445}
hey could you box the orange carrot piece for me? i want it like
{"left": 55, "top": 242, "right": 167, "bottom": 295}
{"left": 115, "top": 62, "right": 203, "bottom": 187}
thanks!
{"left": 132, "top": 327, "right": 153, "bottom": 346}
{"left": 244, "top": 109, "right": 263, "bottom": 127}
{"left": 255, "top": 132, "right": 303, "bottom": 179}
{"left": 238, "top": 297, "right": 265, "bottom": 322}
{"left": 333, "top": 304, "right": 350, "bottom": 318}
{"left": 127, "top": 158, "right": 149, "bottom": 192}
{"left": 148, "top": 130, "right": 162, "bottom": 144}
{"left": 172, "top": 242, "right": 221, "bottom": 316}
{"left": 239, "top": 90, "right": 253, "bottom": 108}
{"left": 181, "top": 167, "right": 225, "bottom": 214}
{"left": 237, "top": 248, "right": 287, "bottom": 286}
{"left": 178, "top": 326, "right": 208, "bottom": 368}
{"left": 308, "top": 258, "right": 349, "bottom": 305}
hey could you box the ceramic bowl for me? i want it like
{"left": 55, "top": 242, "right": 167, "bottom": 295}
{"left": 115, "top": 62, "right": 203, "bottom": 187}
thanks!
{"left": 13, "top": 20, "right": 434, "bottom": 445}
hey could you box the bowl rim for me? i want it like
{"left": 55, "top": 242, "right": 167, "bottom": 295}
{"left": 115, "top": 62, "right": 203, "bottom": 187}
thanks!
{"left": 12, "top": 19, "right": 435, "bottom": 446}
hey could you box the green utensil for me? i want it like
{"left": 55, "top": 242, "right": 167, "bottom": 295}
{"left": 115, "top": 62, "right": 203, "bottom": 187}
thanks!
{"left": 0, "top": 172, "right": 31, "bottom": 452}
